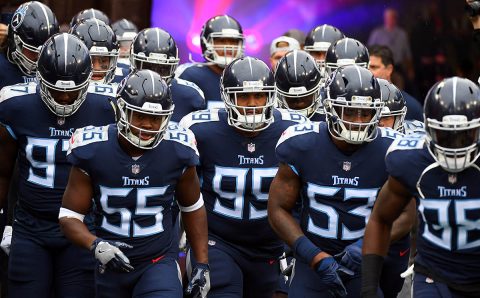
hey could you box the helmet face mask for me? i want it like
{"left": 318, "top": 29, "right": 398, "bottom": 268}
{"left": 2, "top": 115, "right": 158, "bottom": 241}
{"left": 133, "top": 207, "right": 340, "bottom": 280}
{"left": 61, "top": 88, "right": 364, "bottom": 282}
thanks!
{"left": 200, "top": 16, "right": 245, "bottom": 67}
{"left": 130, "top": 28, "right": 179, "bottom": 85}
{"left": 221, "top": 57, "right": 275, "bottom": 132}
{"left": 116, "top": 70, "right": 174, "bottom": 149}
{"left": 378, "top": 79, "right": 407, "bottom": 132}
{"left": 277, "top": 87, "right": 321, "bottom": 118}
{"left": 11, "top": 34, "right": 41, "bottom": 75}
{"left": 90, "top": 50, "right": 119, "bottom": 83}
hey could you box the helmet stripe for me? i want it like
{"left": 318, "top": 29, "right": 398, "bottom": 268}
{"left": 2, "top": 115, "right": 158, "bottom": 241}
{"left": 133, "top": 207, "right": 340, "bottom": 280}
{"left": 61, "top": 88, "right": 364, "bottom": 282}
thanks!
{"left": 63, "top": 33, "right": 68, "bottom": 73}
{"left": 355, "top": 65, "right": 363, "bottom": 88}
{"left": 453, "top": 76, "right": 458, "bottom": 107}
{"left": 39, "top": 3, "right": 51, "bottom": 36}
{"left": 148, "top": 70, "right": 155, "bottom": 92}
{"left": 293, "top": 49, "right": 298, "bottom": 78}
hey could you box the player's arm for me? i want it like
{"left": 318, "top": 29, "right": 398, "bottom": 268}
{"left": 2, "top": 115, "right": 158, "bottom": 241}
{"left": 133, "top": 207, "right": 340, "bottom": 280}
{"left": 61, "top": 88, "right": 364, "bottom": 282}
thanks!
{"left": 176, "top": 166, "right": 208, "bottom": 264}
{"left": 361, "top": 175, "right": 412, "bottom": 297}
{"left": 0, "top": 125, "right": 18, "bottom": 213}
{"left": 59, "top": 166, "right": 96, "bottom": 250}
{"left": 268, "top": 163, "right": 329, "bottom": 267}
{"left": 390, "top": 197, "right": 415, "bottom": 242}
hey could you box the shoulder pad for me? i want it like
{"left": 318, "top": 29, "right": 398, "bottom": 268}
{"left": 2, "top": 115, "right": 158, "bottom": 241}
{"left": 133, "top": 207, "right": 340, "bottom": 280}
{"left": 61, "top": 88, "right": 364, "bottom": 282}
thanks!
{"left": 175, "top": 78, "right": 205, "bottom": 99}
{"left": 404, "top": 120, "right": 425, "bottom": 135}
{"left": 179, "top": 109, "right": 220, "bottom": 128}
{"left": 0, "top": 82, "right": 37, "bottom": 102}
{"left": 276, "top": 122, "right": 319, "bottom": 147}
{"left": 164, "top": 124, "right": 199, "bottom": 156}
{"left": 386, "top": 134, "right": 426, "bottom": 156}
{"left": 87, "top": 83, "right": 116, "bottom": 96}
{"left": 277, "top": 108, "right": 308, "bottom": 123}
{"left": 68, "top": 125, "right": 109, "bottom": 154}
{"left": 175, "top": 62, "right": 196, "bottom": 77}
{"left": 379, "top": 127, "right": 404, "bottom": 140}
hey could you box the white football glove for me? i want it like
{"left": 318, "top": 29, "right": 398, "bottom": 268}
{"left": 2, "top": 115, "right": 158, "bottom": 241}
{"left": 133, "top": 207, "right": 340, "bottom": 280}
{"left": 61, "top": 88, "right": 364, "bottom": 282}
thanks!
{"left": 1, "top": 225, "right": 12, "bottom": 256}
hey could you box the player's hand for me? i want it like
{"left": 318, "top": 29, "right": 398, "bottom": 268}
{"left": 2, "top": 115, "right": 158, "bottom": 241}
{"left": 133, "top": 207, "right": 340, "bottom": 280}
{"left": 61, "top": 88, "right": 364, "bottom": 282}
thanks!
{"left": 1, "top": 225, "right": 12, "bottom": 256}
{"left": 334, "top": 239, "right": 363, "bottom": 274}
{"left": 315, "top": 256, "right": 351, "bottom": 298}
{"left": 91, "top": 238, "right": 134, "bottom": 273}
{"left": 185, "top": 263, "right": 210, "bottom": 298}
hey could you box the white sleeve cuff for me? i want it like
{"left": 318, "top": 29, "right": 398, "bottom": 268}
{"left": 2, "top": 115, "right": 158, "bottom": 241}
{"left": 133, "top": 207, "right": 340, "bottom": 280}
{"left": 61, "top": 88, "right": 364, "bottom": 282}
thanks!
{"left": 178, "top": 194, "right": 204, "bottom": 213}
{"left": 58, "top": 207, "right": 85, "bottom": 222}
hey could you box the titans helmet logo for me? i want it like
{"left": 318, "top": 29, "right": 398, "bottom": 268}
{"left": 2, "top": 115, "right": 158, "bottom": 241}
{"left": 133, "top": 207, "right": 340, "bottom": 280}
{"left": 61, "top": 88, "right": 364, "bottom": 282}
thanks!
{"left": 11, "top": 4, "right": 29, "bottom": 30}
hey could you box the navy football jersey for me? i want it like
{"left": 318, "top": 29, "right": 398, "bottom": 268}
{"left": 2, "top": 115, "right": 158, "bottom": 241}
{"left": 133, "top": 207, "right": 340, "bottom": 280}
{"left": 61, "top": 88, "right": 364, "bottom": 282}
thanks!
{"left": 276, "top": 122, "right": 400, "bottom": 255}
{"left": 386, "top": 134, "right": 480, "bottom": 285}
{"left": 0, "top": 53, "right": 36, "bottom": 90}
{"left": 181, "top": 108, "right": 306, "bottom": 259}
{"left": 170, "top": 78, "right": 206, "bottom": 122}
{"left": 111, "top": 64, "right": 130, "bottom": 84}
{"left": 0, "top": 83, "right": 117, "bottom": 227}
{"left": 310, "top": 111, "right": 325, "bottom": 122}
{"left": 67, "top": 124, "right": 199, "bottom": 265}
{"left": 176, "top": 63, "right": 223, "bottom": 109}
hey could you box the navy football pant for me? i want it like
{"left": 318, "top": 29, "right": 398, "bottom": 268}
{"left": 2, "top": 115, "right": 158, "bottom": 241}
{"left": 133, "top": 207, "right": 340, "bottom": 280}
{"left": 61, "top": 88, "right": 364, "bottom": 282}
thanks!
{"left": 95, "top": 256, "right": 182, "bottom": 298}
{"left": 187, "top": 239, "right": 279, "bottom": 298}
{"left": 289, "top": 258, "right": 362, "bottom": 298}
{"left": 8, "top": 226, "right": 94, "bottom": 298}
{"left": 380, "top": 235, "right": 410, "bottom": 298}
{"left": 413, "top": 272, "right": 470, "bottom": 298}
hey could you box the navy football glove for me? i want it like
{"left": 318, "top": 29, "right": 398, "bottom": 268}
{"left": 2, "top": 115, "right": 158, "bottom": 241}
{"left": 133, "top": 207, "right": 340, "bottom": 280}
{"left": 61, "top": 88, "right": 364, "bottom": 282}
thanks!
{"left": 185, "top": 263, "right": 210, "bottom": 298}
{"left": 315, "top": 257, "right": 352, "bottom": 298}
{"left": 91, "top": 238, "right": 134, "bottom": 273}
{"left": 334, "top": 239, "right": 363, "bottom": 275}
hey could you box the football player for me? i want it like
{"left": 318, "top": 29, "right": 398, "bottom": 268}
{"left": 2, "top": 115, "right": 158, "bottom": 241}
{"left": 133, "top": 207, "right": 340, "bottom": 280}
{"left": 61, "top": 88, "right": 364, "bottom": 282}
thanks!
{"left": 275, "top": 50, "right": 325, "bottom": 121}
{"left": 268, "top": 65, "right": 415, "bottom": 297}
{"left": 324, "top": 38, "right": 370, "bottom": 76}
{"left": 130, "top": 28, "right": 205, "bottom": 122}
{"left": 70, "top": 8, "right": 110, "bottom": 28}
{"left": 59, "top": 70, "right": 209, "bottom": 298}
{"left": 0, "top": 33, "right": 118, "bottom": 297}
{"left": 111, "top": 18, "right": 138, "bottom": 67}
{"left": 304, "top": 24, "right": 345, "bottom": 78}
{"left": 176, "top": 15, "right": 244, "bottom": 109}
{"left": 180, "top": 56, "right": 306, "bottom": 298}
{"left": 70, "top": 18, "right": 120, "bottom": 84}
{"left": 0, "top": 1, "right": 59, "bottom": 89}
{"left": 378, "top": 78, "right": 425, "bottom": 136}
{"left": 362, "top": 77, "right": 480, "bottom": 298}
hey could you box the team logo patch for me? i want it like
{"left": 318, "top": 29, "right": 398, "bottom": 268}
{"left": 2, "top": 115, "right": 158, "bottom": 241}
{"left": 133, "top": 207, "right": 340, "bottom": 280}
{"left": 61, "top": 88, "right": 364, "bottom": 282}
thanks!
{"left": 342, "top": 161, "right": 351, "bottom": 172}
{"left": 11, "top": 4, "right": 29, "bottom": 30}
{"left": 57, "top": 117, "right": 65, "bottom": 126}
{"left": 131, "top": 164, "right": 140, "bottom": 175}
{"left": 448, "top": 174, "right": 457, "bottom": 185}
{"left": 247, "top": 142, "right": 255, "bottom": 153}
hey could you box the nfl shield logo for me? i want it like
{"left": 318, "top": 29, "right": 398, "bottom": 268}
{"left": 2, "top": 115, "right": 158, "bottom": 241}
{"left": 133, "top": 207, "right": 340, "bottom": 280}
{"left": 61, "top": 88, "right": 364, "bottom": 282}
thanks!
{"left": 247, "top": 143, "right": 255, "bottom": 153}
{"left": 342, "top": 161, "right": 351, "bottom": 171}
{"left": 131, "top": 164, "right": 140, "bottom": 175}
{"left": 57, "top": 117, "right": 65, "bottom": 126}
{"left": 448, "top": 174, "right": 457, "bottom": 185}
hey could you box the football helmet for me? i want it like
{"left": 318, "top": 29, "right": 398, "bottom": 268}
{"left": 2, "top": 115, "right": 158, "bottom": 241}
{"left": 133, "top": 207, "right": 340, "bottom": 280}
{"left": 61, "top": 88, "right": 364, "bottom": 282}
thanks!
{"left": 221, "top": 56, "right": 275, "bottom": 132}
{"left": 70, "top": 8, "right": 110, "bottom": 27}
{"left": 112, "top": 18, "right": 138, "bottom": 58}
{"left": 424, "top": 77, "right": 480, "bottom": 173}
{"left": 7, "top": 1, "right": 59, "bottom": 75}
{"left": 304, "top": 24, "right": 345, "bottom": 75}
{"left": 324, "top": 65, "right": 383, "bottom": 144}
{"left": 378, "top": 79, "right": 407, "bottom": 132}
{"left": 200, "top": 15, "right": 244, "bottom": 67}
{"left": 70, "top": 19, "right": 119, "bottom": 84}
{"left": 130, "top": 28, "right": 179, "bottom": 85}
{"left": 36, "top": 33, "right": 92, "bottom": 117}
{"left": 117, "top": 69, "right": 174, "bottom": 149}
{"left": 325, "top": 38, "right": 369, "bottom": 75}
{"left": 275, "top": 50, "right": 322, "bottom": 118}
